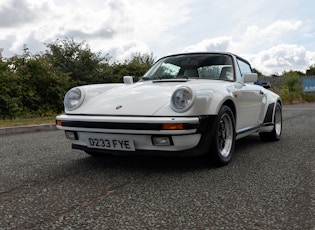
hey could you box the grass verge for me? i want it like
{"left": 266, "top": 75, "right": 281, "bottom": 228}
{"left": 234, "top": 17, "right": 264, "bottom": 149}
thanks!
{"left": 0, "top": 116, "right": 56, "bottom": 128}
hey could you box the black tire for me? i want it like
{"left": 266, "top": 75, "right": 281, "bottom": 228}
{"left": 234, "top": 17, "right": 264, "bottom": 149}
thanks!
{"left": 259, "top": 102, "right": 282, "bottom": 141}
{"left": 210, "top": 105, "right": 236, "bottom": 166}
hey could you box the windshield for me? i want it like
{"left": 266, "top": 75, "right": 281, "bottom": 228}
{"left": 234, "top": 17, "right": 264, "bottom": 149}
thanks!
{"left": 141, "top": 53, "right": 234, "bottom": 81}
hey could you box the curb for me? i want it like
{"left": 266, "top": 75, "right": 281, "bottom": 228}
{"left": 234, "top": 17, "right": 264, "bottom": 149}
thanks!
{"left": 0, "top": 123, "right": 56, "bottom": 136}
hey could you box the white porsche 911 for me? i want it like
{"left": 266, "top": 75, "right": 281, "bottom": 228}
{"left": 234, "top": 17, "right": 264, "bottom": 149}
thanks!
{"left": 56, "top": 52, "right": 282, "bottom": 166}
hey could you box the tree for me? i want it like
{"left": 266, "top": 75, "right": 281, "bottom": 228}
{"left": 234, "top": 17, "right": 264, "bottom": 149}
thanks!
{"left": 252, "top": 68, "right": 263, "bottom": 76}
{"left": 0, "top": 56, "right": 23, "bottom": 118}
{"left": 128, "top": 52, "right": 155, "bottom": 76}
{"left": 306, "top": 65, "right": 315, "bottom": 76}
{"left": 17, "top": 55, "right": 72, "bottom": 114}
{"left": 282, "top": 71, "right": 300, "bottom": 93}
{"left": 0, "top": 46, "right": 73, "bottom": 118}
{"left": 44, "top": 38, "right": 111, "bottom": 85}
{"left": 111, "top": 53, "right": 155, "bottom": 81}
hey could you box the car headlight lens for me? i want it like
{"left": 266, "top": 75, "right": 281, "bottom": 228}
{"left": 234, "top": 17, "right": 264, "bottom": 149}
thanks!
{"left": 64, "top": 87, "right": 84, "bottom": 111}
{"left": 171, "top": 87, "right": 194, "bottom": 112}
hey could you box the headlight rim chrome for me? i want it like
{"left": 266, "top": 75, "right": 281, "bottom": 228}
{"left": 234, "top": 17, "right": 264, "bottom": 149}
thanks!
{"left": 64, "top": 87, "right": 85, "bottom": 111}
{"left": 171, "top": 86, "right": 195, "bottom": 113}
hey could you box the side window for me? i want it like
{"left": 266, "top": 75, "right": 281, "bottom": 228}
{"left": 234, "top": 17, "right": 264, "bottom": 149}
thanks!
{"left": 237, "top": 59, "right": 252, "bottom": 75}
{"left": 236, "top": 59, "right": 252, "bottom": 82}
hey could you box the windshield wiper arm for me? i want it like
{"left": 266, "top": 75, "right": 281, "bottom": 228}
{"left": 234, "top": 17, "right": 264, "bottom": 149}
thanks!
{"left": 176, "top": 75, "right": 189, "bottom": 79}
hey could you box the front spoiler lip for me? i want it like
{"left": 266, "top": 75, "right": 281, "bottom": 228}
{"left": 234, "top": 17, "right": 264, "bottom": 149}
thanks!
{"left": 72, "top": 143, "right": 206, "bottom": 157}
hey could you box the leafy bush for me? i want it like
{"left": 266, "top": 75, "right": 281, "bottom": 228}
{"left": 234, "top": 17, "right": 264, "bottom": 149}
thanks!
{"left": 0, "top": 59, "right": 23, "bottom": 118}
{"left": 0, "top": 96, "right": 22, "bottom": 119}
{"left": 274, "top": 71, "right": 313, "bottom": 104}
{"left": 0, "top": 39, "right": 154, "bottom": 119}
{"left": 301, "top": 92, "right": 315, "bottom": 102}
{"left": 0, "top": 49, "right": 73, "bottom": 118}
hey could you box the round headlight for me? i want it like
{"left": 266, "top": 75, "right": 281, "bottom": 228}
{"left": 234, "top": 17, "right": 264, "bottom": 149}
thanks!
{"left": 64, "top": 87, "right": 84, "bottom": 111}
{"left": 171, "top": 87, "right": 194, "bottom": 112}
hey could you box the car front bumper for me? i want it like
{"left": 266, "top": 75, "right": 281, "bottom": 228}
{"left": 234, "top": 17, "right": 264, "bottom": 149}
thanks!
{"left": 56, "top": 114, "right": 217, "bottom": 156}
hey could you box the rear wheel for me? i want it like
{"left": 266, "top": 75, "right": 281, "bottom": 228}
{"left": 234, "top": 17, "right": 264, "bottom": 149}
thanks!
{"left": 259, "top": 102, "right": 282, "bottom": 141}
{"left": 209, "top": 105, "right": 236, "bottom": 166}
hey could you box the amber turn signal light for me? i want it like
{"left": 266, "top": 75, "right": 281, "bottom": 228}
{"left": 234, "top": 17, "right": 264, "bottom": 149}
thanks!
{"left": 56, "top": 120, "right": 62, "bottom": 126}
{"left": 162, "top": 123, "right": 184, "bottom": 130}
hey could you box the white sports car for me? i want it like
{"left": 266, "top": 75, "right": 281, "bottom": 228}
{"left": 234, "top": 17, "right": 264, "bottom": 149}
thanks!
{"left": 56, "top": 52, "right": 282, "bottom": 165}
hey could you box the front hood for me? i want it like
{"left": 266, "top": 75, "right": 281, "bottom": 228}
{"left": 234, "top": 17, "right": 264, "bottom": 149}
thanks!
{"left": 72, "top": 81, "right": 184, "bottom": 116}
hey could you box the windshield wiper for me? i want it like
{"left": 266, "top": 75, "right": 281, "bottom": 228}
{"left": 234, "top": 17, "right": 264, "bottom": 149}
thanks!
{"left": 176, "top": 75, "right": 189, "bottom": 79}
{"left": 142, "top": 75, "right": 189, "bottom": 81}
{"left": 146, "top": 75, "right": 175, "bottom": 80}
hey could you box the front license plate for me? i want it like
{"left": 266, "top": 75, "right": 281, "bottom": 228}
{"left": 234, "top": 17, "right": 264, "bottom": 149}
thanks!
{"left": 87, "top": 137, "right": 135, "bottom": 151}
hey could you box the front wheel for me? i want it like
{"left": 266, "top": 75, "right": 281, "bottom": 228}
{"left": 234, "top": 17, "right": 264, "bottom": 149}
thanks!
{"left": 259, "top": 102, "right": 282, "bottom": 141}
{"left": 209, "top": 105, "right": 236, "bottom": 166}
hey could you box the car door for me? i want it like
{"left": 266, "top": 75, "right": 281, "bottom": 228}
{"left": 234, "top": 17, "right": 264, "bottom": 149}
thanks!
{"left": 236, "top": 83, "right": 265, "bottom": 130}
{"left": 234, "top": 58, "right": 265, "bottom": 131}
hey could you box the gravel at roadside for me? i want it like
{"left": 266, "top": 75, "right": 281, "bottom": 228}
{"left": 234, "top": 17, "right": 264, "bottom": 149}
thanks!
{"left": 0, "top": 123, "right": 56, "bottom": 136}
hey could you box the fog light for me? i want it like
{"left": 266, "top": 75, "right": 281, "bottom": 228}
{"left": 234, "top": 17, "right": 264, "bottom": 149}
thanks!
{"left": 152, "top": 136, "right": 172, "bottom": 146}
{"left": 65, "top": 131, "right": 78, "bottom": 140}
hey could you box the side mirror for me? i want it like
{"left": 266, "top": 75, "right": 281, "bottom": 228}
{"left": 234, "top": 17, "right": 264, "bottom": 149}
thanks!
{"left": 262, "top": 81, "right": 272, "bottom": 89}
{"left": 243, "top": 73, "right": 258, "bottom": 83}
{"left": 123, "top": 76, "right": 134, "bottom": 84}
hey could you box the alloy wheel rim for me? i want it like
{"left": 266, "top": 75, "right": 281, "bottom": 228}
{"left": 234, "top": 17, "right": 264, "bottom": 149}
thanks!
{"left": 275, "top": 107, "right": 282, "bottom": 136}
{"left": 218, "top": 114, "right": 233, "bottom": 158}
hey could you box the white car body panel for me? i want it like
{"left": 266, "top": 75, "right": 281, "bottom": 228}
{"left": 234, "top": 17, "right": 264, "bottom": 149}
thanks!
{"left": 71, "top": 132, "right": 201, "bottom": 152}
{"left": 64, "top": 79, "right": 278, "bottom": 133}
{"left": 56, "top": 52, "right": 282, "bottom": 159}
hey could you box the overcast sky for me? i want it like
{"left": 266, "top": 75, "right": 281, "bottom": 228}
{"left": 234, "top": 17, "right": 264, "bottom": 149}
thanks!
{"left": 1, "top": 0, "right": 315, "bottom": 75}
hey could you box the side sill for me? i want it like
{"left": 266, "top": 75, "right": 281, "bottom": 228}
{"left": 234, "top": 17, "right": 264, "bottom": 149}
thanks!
{"left": 236, "top": 124, "right": 261, "bottom": 137}
{"left": 236, "top": 122, "right": 274, "bottom": 139}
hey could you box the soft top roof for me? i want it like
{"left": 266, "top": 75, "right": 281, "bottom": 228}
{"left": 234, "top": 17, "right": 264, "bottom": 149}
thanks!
{"left": 156, "top": 52, "right": 251, "bottom": 66}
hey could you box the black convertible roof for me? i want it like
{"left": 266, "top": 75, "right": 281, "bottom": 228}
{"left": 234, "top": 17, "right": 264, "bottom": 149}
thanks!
{"left": 156, "top": 52, "right": 251, "bottom": 66}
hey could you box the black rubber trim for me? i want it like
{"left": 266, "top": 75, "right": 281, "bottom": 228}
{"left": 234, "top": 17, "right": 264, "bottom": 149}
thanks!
{"left": 236, "top": 124, "right": 261, "bottom": 136}
{"left": 61, "top": 115, "right": 210, "bottom": 132}
{"left": 263, "top": 102, "right": 275, "bottom": 123}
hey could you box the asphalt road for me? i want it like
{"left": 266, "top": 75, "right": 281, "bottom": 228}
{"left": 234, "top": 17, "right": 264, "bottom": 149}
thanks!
{"left": 0, "top": 103, "right": 314, "bottom": 229}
